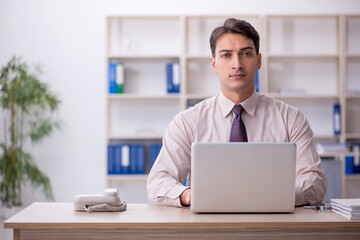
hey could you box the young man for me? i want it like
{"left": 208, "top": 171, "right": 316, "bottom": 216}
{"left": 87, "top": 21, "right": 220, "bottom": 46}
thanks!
{"left": 147, "top": 18, "right": 327, "bottom": 207}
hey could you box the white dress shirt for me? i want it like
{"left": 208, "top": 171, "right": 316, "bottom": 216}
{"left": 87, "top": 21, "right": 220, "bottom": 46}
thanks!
{"left": 147, "top": 91, "right": 327, "bottom": 207}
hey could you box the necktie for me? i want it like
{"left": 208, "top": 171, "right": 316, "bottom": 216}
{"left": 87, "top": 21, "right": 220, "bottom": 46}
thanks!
{"left": 230, "top": 105, "right": 248, "bottom": 142}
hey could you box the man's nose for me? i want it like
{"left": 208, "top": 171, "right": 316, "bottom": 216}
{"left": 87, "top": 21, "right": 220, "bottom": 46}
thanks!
{"left": 231, "top": 54, "right": 244, "bottom": 70}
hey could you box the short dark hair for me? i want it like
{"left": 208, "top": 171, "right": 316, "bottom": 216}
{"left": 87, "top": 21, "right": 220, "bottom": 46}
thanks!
{"left": 210, "top": 18, "right": 260, "bottom": 57}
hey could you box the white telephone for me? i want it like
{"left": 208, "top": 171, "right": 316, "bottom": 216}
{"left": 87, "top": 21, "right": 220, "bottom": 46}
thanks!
{"left": 73, "top": 188, "right": 127, "bottom": 212}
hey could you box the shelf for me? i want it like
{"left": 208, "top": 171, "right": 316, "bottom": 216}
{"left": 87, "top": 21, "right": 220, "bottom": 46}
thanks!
{"left": 109, "top": 134, "right": 163, "bottom": 140}
{"left": 345, "top": 174, "right": 360, "bottom": 180}
{"left": 319, "top": 152, "right": 353, "bottom": 158}
{"left": 267, "top": 16, "right": 338, "bottom": 56}
{"left": 345, "top": 133, "right": 360, "bottom": 140}
{"left": 313, "top": 135, "right": 340, "bottom": 140}
{"left": 346, "top": 93, "right": 360, "bottom": 99}
{"left": 186, "top": 94, "right": 215, "bottom": 100}
{"left": 268, "top": 54, "right": 338, "bottom": 59}
{"left": 108, "top": 94, "right": 180, "bottom": 100}
{"left": 346, "top": 54, "right": 360, "bottom": 59}
{"left": 105, "top": 15, "right": 360, "bottom": 200}
{"left": 267, "top": 57, "right": 338, "bottom": 96}
{"left": 268, "top": 93, "right": 339, "bottom": 100}
{"left": 109, "top": 55, "right": 180, "bottom": 60}
{"left": 185, "top": 54, "right": 211, "bottom": 59}
{"left": 108, "top": 174, "right": 148, "bottom": 181}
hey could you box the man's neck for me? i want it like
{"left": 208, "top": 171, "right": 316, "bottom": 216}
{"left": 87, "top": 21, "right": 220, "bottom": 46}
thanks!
{"left": 222, "top": 89, "right": 254, "bottom": 104}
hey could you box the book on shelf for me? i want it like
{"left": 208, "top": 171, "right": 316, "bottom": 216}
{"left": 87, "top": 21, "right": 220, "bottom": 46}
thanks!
{"left": 315, "top": 142, "right": 348, "bottom": 154}
{"left": 108, "top": 144, "right": 145, "bottom": 175}
{"left": 130, "top": 145, "right": 146, "bottom": 174}
{"left": 346, "top": 145, "right": 360, "bottom": 175}
{"left": 149, "top": 144, "right": 162, "bottom": 172}
{"left": 345, "top": 156, "right": 360, "bottom": 175}
{"left": 166, "top": 62, "right": 180, "bottom": 93}
{"left": 255, "top": 70, "right": 259, "bottom": 92}
{"left": 333, "top": 103, "right": 341, "bottom": 135}
{"left": 331, "top": 198, "right": 360, "bottom": 220}
{"left": 108, "top": 62, "right": 124, "bottom": 94}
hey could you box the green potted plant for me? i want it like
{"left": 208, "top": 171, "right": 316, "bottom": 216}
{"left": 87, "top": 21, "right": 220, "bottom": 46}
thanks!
{"left": 0, "top": 56, "right": 61, "bottom": 210}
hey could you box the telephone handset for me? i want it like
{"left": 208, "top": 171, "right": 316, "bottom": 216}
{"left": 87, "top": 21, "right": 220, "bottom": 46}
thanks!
{"left": 73, "top": 188, "right": 127, "bottom": 212}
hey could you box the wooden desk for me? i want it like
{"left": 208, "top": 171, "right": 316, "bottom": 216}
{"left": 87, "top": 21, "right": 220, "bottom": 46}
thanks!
{"left": 4, "top": 202, "right": 360, "bottom": 240}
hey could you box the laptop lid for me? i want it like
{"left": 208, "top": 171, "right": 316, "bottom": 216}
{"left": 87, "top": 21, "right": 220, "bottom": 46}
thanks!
{"left": 190, "top": 142, "right": 296, "bottom": 213}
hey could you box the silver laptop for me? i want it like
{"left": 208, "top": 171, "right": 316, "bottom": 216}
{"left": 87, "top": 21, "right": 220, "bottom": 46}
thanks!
{"left": 190, "top": 142, "right": 296, "bottom": 213}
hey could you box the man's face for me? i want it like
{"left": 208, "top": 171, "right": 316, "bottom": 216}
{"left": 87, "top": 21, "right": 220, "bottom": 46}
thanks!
{"left": 211, "top": 33, "right": 261, "bottom": 100}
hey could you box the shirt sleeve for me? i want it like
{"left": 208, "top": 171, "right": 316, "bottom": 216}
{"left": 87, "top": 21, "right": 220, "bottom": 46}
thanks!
{"left": 147, "top": 111, "right": 194, "bottom": 207}
{"left": 289, "top": 109, "right": 328, "bottom": 206}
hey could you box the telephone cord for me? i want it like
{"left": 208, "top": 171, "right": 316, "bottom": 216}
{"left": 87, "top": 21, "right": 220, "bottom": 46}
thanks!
{"left": 84, "top": 202, "right": 127, "bottom": 212}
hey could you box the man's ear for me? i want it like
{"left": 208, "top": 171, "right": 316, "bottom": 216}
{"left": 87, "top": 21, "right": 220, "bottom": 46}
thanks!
{"left": 210, "top": 57, "right": 217, "bottom": 74}
{"left": 257, "top": 53, "right": 262, "bottom": 70}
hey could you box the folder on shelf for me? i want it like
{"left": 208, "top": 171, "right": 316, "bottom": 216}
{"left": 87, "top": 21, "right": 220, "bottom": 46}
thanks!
{"left": 149, "top": 144, "right": 162, "bottom": 171}
{"left": 107, "top": 145, "right": 116, "bottom": 174}
{"left": 130, "top": 145, "right": 137, "bottom": 174}
{"left": 120, "top": 145, "right": 130, "bottom": 174}
{"left": 136, "top": 145, "right": 146, "bottom": 174}
{"left": 255, "top": 70, "right": 259, "bottom": 92}
{"left": 129, "top": 145, "right": 146, "bottom": 174}
{"left": 333, "top": 103, "right": 341, "bottom": 135}
{"left": 115, "top": 63, "right": 124, "bottom": 93}
{"left": 114, "top": 145, "right": 122, "bottom": 174}
{"left": 108, "top": 62, "right": 124, "bottom": 94}
{"left": 108, "top": 63, "right": 117, "bottom": 94}
{"left": 166, "top": 62, "right": 180, "bottom": 93}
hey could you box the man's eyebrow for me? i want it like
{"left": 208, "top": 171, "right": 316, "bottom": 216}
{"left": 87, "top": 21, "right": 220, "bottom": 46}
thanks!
{"left": 218, "top": 46, "right": 254, "bottom": 54}
{"left": 240, "top": 46, "right": 254, "bottom": 51}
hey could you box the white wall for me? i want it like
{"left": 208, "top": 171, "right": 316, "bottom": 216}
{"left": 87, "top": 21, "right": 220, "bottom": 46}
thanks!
{"left": 0, "top": 0, "right": 359, "bottom": 207}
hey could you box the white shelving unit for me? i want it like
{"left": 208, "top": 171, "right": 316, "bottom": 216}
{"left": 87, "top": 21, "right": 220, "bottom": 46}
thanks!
{"left": 106, "top": 15, "right": 360, "bottom": 202}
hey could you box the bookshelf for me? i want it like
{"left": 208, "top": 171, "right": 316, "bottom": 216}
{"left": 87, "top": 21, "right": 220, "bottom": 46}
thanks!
{"left": 106, "top": 15, "right": 360, "bottom": 202}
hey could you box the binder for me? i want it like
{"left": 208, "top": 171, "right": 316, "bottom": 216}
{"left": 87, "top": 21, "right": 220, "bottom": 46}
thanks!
{"left": 333, "top": 103, "right": 341, "bottom": 135}
{"left": 166, "top": 63, "right": 180, "bottom": 93}
{"left": 136, "top": 145, "right": 146, "bottom": 174}
{"left": 108, "top": 63, "right": 117, "bottom": 94}
{"left": 107, "top": 145, "right": 116, "bottom": 174}
{"left": 345, "top": 156, "right": 354, "bottom": 175}
{"left": 255, "top": 70, "right": 259, "bottom": 92}
{"left": 149, "top": 144, "right": 162, "bottom": 171}
{"left": 115, "top": 63, "right": 124, "bottom": 93}
{"left": 120, "top": 145, "right": 130, "bottom": 174}
{"left": 130, "top": 145, "right": 138, "bottom": 174}
{"left": 114, "top": 145, "right": 122, "bottom": 174}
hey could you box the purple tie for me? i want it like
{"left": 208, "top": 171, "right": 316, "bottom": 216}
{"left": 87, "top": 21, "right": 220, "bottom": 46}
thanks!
{"left": 230, "top": 105, "right": 248, "bottom": 142}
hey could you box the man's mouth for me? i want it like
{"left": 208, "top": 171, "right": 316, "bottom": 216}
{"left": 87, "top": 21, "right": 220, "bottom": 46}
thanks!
{"left": 230, "top": 73, "right": 246, "bottom": 79}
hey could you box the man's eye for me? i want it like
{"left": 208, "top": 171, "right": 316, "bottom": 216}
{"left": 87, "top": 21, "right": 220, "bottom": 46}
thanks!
{"left": 221, "top": 53, "right": 230, "bottom": 58}
{"left": 242, "top": 52, "right": 252, "bottom": 56}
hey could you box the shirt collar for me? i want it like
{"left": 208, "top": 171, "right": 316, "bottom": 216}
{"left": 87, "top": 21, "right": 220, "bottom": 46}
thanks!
{"left": 218, "top": 91, "right": 258, "bottom": 118}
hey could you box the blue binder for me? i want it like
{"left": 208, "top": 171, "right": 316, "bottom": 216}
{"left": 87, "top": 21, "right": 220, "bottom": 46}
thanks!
{"left": 149, "top": 144, "right": 162, "bottom": 172}
{"left": 130, "top": 145, "right": 138, "bottom": 174}
{"left": 136, "top": 145, "right": 146, "bottom": 174}
{"left": 120, "top": 145, "right": 130, "bottom": 174}
{"left": 129, "top": 145, "right": 145, "bottom": 174}
{"left": 107, "top": 145, "right": 116, "bottom": 174}
{"left": 166, "top": 63, "right": 180, "bottom": 93}
{"left": 333, "top": 103, "right": 341, "bottom": 135}
{"left": 108, "top": 63, "right": 117, "bottom": 94}
{"left": 255, "top": 70, "right": 259, "bottom": 92}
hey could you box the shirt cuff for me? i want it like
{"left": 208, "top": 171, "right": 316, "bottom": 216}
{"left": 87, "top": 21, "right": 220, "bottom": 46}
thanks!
{"left": 168, "top": 185, "right": 190, "bottom": 207}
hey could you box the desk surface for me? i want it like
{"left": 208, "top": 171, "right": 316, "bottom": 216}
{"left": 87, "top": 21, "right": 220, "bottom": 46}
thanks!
{"left": 4, "top": 202, "right": 360, "bottom": 230}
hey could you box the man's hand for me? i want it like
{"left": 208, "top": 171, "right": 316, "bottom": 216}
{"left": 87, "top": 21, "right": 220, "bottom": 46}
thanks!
{"left": 180, "top": 188, "right": 191, "bottom": 207}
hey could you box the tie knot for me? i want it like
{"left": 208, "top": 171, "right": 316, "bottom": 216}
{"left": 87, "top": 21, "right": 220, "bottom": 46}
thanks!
{"left": 232, "top": 105, "right": 245, "bottom": 116}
